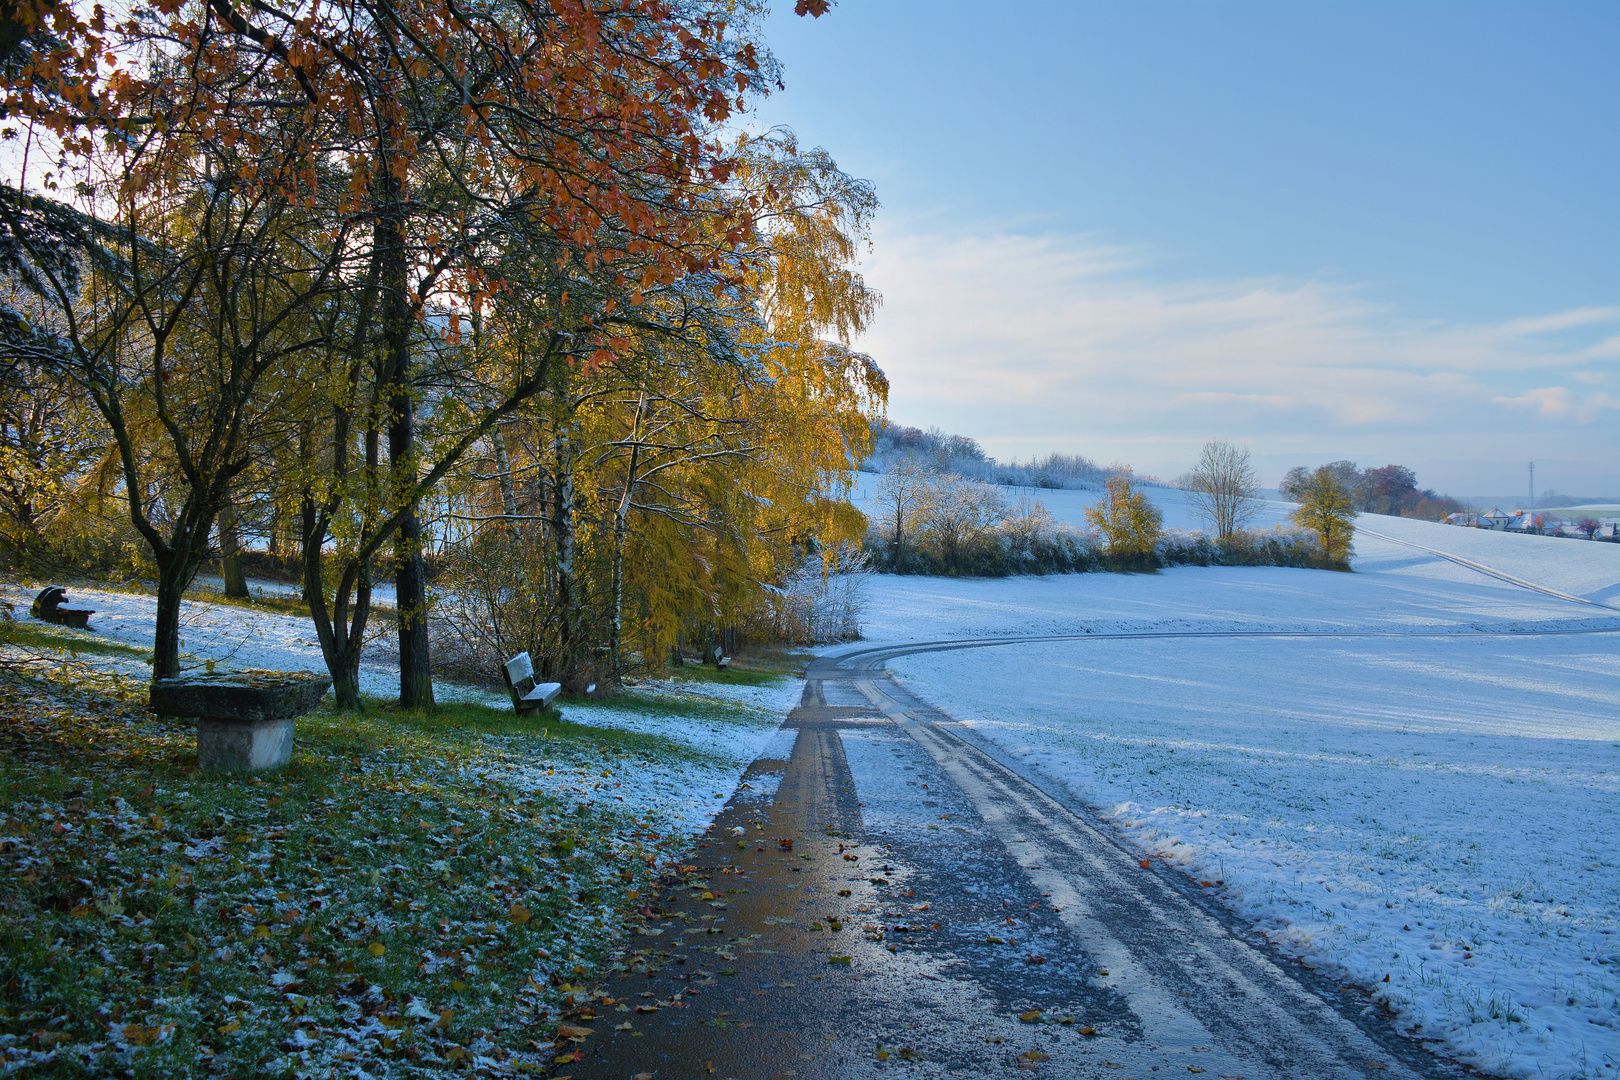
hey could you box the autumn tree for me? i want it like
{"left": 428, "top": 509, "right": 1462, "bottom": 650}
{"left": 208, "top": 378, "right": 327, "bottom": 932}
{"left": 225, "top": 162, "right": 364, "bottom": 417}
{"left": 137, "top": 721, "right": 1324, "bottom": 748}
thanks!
{"left": 1182, "top": 439, "right": 1261, "bottom": 540}
{"left": 0, "top": 80, "right": 354, "bottom": 678}
{"left": 0, "top": 319, "right": 101, "bottom": 566}
{"left": 1291, "top": 466, "right": 1357, "bottom": 564}
{"left": 1085, "top": 475, "right": 1163, "bottom": 569}
{"left": 429, "top": 129, "right": 886, "bottom": 685}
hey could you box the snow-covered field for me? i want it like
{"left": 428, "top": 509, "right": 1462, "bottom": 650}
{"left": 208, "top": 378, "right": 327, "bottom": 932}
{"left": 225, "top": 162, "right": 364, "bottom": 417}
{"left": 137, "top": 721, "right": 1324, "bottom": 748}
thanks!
{"left": 840, "top": 515, "right": 1620, "bottom": 1080}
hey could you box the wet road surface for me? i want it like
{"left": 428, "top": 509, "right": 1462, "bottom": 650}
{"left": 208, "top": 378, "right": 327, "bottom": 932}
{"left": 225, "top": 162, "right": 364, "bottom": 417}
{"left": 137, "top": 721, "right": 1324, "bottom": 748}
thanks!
{"left": 566, "top": 638, "right": 1501, "bottom": 1080}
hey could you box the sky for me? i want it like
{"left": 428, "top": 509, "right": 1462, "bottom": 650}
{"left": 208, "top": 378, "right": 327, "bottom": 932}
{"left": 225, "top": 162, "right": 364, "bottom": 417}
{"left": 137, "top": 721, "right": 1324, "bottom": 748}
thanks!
{"left": 747, "top": 1, "right": 1620, "bottom": 497}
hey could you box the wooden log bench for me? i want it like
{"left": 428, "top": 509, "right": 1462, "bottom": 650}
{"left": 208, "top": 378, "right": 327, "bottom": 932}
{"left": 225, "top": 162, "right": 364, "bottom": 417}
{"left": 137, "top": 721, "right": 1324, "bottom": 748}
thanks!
{"left": 150, "top": 670, "right": 331, "bottom": 771}
{"left": 502, "top": 652, "right": 562, "bottom": 715}
{"left": 29, "top": 586, "right": 95, "bottom": 630}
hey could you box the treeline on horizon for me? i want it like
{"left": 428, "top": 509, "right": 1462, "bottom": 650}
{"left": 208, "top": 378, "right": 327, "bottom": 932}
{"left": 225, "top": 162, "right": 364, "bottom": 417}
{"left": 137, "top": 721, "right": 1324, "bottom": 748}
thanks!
{"left": 861, "top": 420, "right": 1153, "bottom": 490}
{"left": 864, "top": 421, "right": 1484, "bottom": 525}
{"left": 1278, "top": 461, "right": 1464, "bottom": 520}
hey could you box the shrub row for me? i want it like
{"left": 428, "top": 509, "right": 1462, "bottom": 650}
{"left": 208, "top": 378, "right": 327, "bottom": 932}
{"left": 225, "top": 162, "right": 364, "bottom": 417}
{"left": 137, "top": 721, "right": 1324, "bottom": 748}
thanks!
{"left": 866, "top": 524, "right": 1345, "bottom": 577}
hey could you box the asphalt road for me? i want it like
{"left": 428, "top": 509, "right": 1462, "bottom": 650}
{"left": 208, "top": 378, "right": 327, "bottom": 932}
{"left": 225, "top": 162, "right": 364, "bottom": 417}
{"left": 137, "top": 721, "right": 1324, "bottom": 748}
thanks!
{"left": 555, "top": 626, "right": 1620, "bottom": 1079}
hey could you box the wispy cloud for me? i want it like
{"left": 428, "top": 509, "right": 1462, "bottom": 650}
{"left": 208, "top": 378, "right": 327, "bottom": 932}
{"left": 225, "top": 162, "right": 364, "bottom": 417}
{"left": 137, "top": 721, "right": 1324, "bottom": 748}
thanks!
{"left": 857, "top": 227, "right": 1620, "bottom": 491}
{"left": 1492, "top": 387, "right": 1618, "bottom": 424}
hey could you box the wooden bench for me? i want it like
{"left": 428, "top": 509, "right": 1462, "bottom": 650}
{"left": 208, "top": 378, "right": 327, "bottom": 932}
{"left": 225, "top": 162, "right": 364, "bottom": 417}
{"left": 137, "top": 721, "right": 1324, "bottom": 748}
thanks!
{"left": 30, "top": 586, "right": 94, "bottom": 629}
{"left": 502, "top": 652, "right": 562, "bottom": 715}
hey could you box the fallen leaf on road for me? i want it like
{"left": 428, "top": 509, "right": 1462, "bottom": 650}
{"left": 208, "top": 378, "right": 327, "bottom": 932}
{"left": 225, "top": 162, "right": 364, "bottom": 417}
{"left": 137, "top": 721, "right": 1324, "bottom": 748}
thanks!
{"left": 555, "top": 1025, "right": 593, "bottom": 1041}
{"left": 1019, "top": 1010, "right": 1043, "bottom": 1023}
{"left": 1140, "top": 860, "right": 1151, "bottom": 869}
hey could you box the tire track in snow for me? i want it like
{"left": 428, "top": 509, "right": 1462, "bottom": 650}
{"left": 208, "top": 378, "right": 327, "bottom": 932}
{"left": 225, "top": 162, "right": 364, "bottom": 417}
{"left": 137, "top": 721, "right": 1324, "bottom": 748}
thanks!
{"left": 1356, "top": 526, "right": 1618, "bottom": 610}
{"left": 811, "top": 625, "right": 1620, "bottom": 1079}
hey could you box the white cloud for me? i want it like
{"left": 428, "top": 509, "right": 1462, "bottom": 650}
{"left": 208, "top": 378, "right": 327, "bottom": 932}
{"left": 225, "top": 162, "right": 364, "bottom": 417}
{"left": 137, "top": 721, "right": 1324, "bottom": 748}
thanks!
{"left": 1492, "top": 387, "right": 1618, "bottom": 424}
{"left": 1576, "top": 334, "right": 1620, "bottom": 360}
{"left": 855, "top": 227, "right": 1620, "bottom": 492}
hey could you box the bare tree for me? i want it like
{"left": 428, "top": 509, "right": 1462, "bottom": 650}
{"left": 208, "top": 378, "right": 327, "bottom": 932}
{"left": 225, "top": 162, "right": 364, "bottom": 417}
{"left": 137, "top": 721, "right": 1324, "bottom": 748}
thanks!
{"left": 1184, "top": 440, "right": 1261, "bottom": 540}
{"left": 919, "top": 474, "right": 1006, "bottom": 573}
{"left": 875, "top": 459, "right": 931, "bottom": 569}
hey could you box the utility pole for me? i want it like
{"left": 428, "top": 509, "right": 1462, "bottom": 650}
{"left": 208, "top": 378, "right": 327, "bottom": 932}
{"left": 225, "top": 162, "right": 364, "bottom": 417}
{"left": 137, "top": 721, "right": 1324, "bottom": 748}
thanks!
{"left": 1528, "top": 461, "right": 1535, "bottom": 510}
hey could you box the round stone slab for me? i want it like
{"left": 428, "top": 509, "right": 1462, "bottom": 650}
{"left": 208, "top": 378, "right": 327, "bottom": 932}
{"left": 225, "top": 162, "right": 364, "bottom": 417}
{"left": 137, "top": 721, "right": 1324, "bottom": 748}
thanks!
{"left": 149, "top": 671, "right": 332, "bottom": 723}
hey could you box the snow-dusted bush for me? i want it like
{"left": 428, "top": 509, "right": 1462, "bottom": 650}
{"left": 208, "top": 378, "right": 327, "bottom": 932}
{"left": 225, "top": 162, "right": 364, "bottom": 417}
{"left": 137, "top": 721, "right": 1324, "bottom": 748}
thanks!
{"left": 763, "top": 545, "right": 873, "bottom": 644}
{"left": 1154, "top": 525, "right": 1337, "bottom": 570}
{"left": 867, "top": 509, "right": 1339, "bottom": 578}
{"left": 431, "top": 525, "right": 562, "bottom": 686}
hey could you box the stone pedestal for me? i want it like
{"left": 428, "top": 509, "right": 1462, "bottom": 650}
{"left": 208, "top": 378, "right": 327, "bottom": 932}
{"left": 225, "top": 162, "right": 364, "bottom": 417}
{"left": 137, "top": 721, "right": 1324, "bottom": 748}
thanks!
{"left": 198, "top": 716, "right": 296, "bottom": 771}
{"left": 149, "top": 671, "right": 331, "bottom": 772}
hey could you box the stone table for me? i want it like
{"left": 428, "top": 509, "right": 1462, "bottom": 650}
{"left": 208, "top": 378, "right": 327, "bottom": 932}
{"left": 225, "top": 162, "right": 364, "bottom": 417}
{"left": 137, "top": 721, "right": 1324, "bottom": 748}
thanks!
{"left": 149, "top": 671, "right": 332, "bottom": 771}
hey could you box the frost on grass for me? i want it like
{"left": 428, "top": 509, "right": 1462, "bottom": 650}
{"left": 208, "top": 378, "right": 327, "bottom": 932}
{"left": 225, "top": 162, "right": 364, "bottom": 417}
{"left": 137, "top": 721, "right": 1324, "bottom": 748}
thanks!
{"left": 0, "top": 669, "right": 775, "bottom": 1078}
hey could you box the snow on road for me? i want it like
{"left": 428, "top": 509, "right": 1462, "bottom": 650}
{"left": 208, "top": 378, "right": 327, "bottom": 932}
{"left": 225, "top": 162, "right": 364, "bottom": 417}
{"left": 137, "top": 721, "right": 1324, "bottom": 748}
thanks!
{"left": 842, "top": 519, "right": 1620, "bottom": 1079}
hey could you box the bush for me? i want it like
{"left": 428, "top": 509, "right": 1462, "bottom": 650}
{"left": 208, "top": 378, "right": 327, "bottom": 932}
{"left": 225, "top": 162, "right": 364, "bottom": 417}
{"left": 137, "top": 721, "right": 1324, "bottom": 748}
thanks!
{"left": 761, "top": 545, "right": 873, "bottom": 644}
{"left": 865, "top": 505, "right": 1338, "bottom": 577}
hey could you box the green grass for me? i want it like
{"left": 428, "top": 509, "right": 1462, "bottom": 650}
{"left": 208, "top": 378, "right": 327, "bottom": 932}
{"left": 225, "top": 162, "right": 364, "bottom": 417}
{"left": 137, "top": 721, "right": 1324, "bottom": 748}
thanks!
{"left": 351, "top": 694, "right": 723, "bottom": 766}
{"left": 661, "top": 648, "right": 812, "bottom": 688}
{"left": 0, "top": 672, "right": 701, "bottom": 1078}
{"left": 0, "top": 617, "right": 151, "bottom": 661}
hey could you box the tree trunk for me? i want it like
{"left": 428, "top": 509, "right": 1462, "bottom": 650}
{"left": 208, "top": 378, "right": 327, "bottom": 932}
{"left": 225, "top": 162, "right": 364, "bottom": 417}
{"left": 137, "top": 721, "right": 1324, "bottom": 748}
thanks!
{"left": 493, "top": 425, "right": 519, "bottom": 521}
{"left": 380, "top": 166, "right": 434, "bottom": 709}
{"left": 608, "top": 394, "right": 646, "bottom": 680}
{"left": 303, "top": 524, "right": 371, "bottom": 712}
{"left": 549, "top": 421, "right": 577, "bottom": 685}
{"left": 218, "top": 502, "right": 249, "bottom": 598}
{"left": 152, "top": 557, "right": 187, "bottom": 680}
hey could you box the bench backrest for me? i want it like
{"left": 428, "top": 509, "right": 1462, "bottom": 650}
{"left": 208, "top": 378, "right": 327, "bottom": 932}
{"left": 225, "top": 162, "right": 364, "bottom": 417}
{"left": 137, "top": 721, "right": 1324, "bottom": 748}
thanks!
{"left": 503, "top": 651, "right": 535, "bottom": 689}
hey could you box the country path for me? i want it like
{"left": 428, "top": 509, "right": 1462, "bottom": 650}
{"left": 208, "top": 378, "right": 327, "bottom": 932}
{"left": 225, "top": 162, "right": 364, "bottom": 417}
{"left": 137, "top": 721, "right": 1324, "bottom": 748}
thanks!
{"left": 560, "top": 625, "right": 1620, "bottom": 1080}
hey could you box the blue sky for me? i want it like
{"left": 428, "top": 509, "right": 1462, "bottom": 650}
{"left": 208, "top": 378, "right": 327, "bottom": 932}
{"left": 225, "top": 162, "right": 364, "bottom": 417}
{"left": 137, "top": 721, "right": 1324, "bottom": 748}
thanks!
{"left": 749, "top": 1, "right": 1619, "bottom": 497}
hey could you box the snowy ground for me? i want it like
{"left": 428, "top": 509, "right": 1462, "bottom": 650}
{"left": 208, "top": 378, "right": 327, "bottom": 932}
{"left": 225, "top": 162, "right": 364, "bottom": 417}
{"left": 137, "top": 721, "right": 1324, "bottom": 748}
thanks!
{"left": 502, "top": 678, "right": 800, "bottom": 840}
{"left": 835, "top": 515, "right": 1620, "bottom": 1079}
{"left": 0, "top": 580, "right": 796, "bottom": 846}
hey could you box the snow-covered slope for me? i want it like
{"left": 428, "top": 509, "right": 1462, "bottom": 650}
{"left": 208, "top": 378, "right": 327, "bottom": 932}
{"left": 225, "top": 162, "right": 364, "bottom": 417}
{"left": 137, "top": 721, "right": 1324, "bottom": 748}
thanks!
{"left": 1352, "top": 513, "right": 1620, "bottom": 607}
